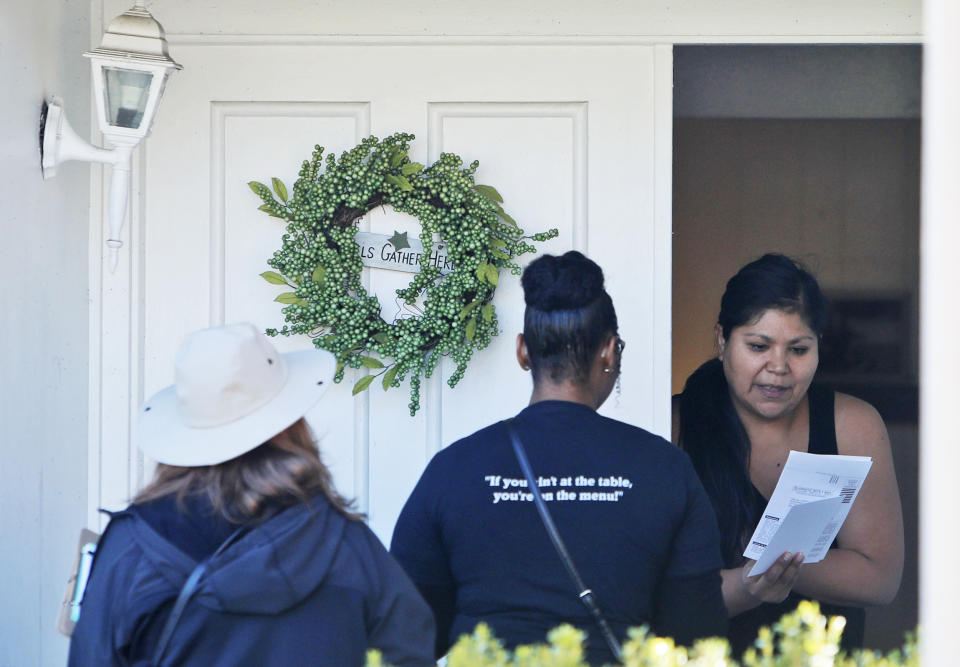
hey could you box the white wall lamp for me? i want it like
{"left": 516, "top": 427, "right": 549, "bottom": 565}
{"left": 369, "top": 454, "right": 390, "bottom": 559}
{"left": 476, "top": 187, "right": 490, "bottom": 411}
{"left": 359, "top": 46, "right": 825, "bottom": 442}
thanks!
{"left": 40, "top": 2, "right": 181, "bottom": 272}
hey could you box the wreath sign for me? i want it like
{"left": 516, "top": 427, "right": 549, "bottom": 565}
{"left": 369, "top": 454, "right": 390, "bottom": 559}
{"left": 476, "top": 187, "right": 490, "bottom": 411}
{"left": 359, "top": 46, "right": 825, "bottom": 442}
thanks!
{"left": 250, "top": 132, "right": 557, "bottom": 415}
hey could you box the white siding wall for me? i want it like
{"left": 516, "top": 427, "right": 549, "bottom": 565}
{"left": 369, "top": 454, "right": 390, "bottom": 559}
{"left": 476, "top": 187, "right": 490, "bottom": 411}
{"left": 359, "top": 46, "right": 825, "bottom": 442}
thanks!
{"left": 102, "top": 0, "right": 921, "bottom": 40}
{"left": 921, "top": 0, "right": 960, "bottom": 664}
{"left": 0, "top": 1, "right": 91, "bottom": 664}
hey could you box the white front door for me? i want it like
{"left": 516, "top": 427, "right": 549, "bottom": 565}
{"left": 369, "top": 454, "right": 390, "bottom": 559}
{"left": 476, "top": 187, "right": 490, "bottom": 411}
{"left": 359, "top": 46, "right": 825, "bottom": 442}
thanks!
{"left": 93, "top": 41, "right": 673, "bottom": 543}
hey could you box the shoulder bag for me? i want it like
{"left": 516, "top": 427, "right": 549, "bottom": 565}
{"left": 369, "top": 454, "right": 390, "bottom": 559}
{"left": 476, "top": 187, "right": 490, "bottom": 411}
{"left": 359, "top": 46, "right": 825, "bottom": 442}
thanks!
{"left": 506, "top": 421, "right": 623, "bottom": 662}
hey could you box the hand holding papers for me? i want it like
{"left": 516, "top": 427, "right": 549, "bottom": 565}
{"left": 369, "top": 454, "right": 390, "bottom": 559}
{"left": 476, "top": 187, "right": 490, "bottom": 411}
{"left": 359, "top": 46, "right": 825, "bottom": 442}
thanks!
{"left": 747, "top": 496, "right": 840, "bottom": 577}
{"left": 745, "top": 451, "right": 872, "bottom": 576}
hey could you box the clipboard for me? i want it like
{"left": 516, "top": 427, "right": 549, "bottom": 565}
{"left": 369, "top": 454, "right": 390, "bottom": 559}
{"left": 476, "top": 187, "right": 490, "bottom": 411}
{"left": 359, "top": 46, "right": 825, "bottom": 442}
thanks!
{"left": 56, "top": 528, "right": 100, "bottom": 636}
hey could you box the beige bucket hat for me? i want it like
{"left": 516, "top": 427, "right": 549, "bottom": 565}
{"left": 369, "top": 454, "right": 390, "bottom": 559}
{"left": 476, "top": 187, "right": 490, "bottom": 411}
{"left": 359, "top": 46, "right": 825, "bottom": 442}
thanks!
{"left": 138, "top": 322, "right": 336, "bottom": 466}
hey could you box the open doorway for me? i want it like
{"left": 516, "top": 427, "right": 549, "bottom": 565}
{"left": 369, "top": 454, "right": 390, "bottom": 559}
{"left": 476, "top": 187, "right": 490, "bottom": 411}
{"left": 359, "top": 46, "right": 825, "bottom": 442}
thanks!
{"left": 672, "top": 44, "right": 920, "bottom": 651}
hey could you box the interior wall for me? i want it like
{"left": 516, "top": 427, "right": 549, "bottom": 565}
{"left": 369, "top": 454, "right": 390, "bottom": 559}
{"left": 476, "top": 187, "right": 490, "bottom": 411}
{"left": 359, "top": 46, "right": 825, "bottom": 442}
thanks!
{"left": 672, "top": 118, "right": 920, "bottom": 394}
{"left": 672, "top": 118, "right": 920, "bottom": 649}
{"left": 674, "top": 45, "right": 921, "bottom": 119}
{"left": 0, "top": 1, "right": 90, "bottom": 664}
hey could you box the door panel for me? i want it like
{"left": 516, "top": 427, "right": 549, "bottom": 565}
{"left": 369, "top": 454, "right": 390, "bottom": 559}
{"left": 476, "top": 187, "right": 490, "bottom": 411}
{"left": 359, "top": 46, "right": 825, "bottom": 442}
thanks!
{"left": 435, "top": 107, "right": 581, "bottom": 446}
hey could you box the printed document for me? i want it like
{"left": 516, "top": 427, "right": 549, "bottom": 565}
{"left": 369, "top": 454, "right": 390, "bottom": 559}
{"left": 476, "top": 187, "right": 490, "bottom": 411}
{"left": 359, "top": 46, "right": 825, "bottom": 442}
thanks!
{"left": 744, "top": 451, "right": 872, "bottom": 576}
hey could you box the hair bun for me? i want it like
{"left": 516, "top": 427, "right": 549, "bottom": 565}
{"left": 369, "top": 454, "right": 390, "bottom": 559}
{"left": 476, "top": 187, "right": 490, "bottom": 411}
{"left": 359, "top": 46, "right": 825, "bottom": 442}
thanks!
{"left": 522, "top": 251, "right": 606, "bottom": 311}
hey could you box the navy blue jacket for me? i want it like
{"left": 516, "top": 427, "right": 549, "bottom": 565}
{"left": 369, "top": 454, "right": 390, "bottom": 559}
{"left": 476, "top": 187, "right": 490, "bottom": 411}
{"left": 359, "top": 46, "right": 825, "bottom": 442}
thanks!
{"left": 69, "top": 494, "right": 435, "bottom": 666}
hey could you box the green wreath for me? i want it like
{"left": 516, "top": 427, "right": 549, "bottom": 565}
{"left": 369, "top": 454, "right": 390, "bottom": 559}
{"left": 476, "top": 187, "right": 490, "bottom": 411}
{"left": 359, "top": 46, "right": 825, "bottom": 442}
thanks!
{"left": 250, "top": 132, "right": 558, "bottom": 415}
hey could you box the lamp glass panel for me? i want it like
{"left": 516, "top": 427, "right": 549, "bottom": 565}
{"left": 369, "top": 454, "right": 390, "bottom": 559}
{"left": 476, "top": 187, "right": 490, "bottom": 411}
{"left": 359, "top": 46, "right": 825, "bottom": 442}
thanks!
{"left": 102, "top": 67, "right": 153, "bottom": 129}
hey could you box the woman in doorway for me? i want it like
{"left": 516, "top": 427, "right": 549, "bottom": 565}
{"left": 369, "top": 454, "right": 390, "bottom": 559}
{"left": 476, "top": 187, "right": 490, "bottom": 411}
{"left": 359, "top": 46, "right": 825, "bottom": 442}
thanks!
{"left": 391, "top": 251, "right": 727, "bottom": 665}
{"left": 674, "top": 253, "right": 904, "bottom": 654}
{"left": 69, "top": 323, "right": 434, "bottom": 666}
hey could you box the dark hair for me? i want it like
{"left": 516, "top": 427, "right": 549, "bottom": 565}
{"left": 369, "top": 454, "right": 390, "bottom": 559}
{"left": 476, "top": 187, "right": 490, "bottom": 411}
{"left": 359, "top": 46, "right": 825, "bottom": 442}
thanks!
{"left": 135, "top": 418, "right": 363, "bottom": 524}
{"left": 521, "top": 251, "right": 618, "bottom": 384}
{"left": 679, "top": 253, "right": 827, "bottom": 565}
{"left": 718, "top": 253, "right": 827, "bottom": 340}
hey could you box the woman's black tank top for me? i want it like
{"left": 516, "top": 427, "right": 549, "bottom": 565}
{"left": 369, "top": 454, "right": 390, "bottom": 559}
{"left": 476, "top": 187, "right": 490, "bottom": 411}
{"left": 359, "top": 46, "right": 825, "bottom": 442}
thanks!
{"left": 726, "top": 384, "right": 866, "bottom": 655}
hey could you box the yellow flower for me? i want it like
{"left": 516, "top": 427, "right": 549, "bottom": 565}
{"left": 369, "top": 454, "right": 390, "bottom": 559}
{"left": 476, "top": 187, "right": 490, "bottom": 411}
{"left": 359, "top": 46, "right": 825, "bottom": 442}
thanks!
{"left": 369, "top": 608, "right": 918, "bottom": 667}
{"left": 687, "top": 637, "right": 731, "bottom": 667}
{"left": 447, "top": 623, "right": 510, "bottom": 667}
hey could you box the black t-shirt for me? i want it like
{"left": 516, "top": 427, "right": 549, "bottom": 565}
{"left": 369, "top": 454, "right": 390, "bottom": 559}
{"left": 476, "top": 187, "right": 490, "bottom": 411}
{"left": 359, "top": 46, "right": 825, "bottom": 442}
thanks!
{"left": 725, "top": 385, "right": 866, "bottom": 655}
{"left": 390, "top": 400, "right": 726, "bottom": 663}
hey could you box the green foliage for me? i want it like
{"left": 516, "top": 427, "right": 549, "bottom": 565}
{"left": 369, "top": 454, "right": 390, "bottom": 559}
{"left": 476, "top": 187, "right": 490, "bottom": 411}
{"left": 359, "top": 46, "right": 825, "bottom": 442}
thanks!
{"left": 365, "top": 602, "right": 919, "bottom": 667}
{"left": 352, "top": 375, "right": 375, "bottom": 395}
{"left": 252, "top": 133, "right": 558, "bottom": 415}
{"left": 260, "top": 271, "right": 289, "bottom": 286}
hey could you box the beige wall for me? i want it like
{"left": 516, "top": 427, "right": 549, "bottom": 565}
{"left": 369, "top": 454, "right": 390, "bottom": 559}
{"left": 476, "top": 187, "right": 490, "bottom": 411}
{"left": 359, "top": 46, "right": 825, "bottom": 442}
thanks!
{"left": 672, "top": 118, "right": 920, "bottom": 394}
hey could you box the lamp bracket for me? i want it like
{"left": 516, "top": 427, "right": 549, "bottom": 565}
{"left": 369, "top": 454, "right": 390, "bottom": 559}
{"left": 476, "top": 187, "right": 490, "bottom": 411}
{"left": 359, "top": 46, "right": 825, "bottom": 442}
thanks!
{"left": 41, "top": 98, "right": 120, "bottom": 179}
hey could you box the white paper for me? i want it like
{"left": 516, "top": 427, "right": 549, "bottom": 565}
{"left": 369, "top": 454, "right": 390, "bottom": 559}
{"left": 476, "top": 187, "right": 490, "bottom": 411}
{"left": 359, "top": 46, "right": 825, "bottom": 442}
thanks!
{"left": 744, "top": 450, "right": 872, "bottom": 575}
{"left": 748, "top": 496, "right": 842, "bottom": 576}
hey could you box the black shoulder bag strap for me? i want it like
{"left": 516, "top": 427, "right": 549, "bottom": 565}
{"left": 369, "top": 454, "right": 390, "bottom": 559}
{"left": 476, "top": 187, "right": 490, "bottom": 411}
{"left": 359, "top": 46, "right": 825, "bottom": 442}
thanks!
{"left": 506, "top": 421, "right": 623, "bottom": 663}
{"left": 151, "top": 526, "right": 247, "bottom": 666}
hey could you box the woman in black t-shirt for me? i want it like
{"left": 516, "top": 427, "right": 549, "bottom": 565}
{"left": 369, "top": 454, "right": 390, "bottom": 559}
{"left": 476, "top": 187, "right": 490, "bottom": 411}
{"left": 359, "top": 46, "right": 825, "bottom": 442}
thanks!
{"left": 674, "top": 254, "right": 904, "bottom": 653}
{"left": 392, "top": 251, "right": 727, "bottom": 664}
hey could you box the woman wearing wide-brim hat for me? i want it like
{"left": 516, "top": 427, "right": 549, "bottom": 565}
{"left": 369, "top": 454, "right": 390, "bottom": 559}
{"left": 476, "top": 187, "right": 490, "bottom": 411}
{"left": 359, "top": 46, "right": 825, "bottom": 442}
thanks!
{"left": 68, "top": 323, "right": 435, "bottom": 666}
